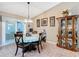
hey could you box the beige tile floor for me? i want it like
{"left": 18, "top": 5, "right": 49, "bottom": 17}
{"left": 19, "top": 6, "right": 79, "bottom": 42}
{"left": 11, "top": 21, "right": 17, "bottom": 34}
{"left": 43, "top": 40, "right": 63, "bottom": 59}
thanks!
{"left": 0, "top": 42, "right": 79, "bottom": 57}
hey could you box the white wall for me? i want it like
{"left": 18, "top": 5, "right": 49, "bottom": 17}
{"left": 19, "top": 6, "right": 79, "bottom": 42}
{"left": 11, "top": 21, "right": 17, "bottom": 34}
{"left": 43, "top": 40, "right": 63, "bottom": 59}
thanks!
{"left": 33, "top": 2, "right": 79, "bottom": 43}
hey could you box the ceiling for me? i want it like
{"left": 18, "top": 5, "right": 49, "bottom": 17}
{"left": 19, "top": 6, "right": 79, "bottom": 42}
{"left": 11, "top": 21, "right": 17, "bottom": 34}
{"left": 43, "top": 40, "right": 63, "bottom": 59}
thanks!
{"left": 0, "top": 2, "right": 60, "bottom": 18}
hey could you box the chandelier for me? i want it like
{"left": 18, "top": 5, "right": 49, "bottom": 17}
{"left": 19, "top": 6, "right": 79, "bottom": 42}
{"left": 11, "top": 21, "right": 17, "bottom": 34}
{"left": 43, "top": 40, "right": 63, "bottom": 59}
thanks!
{"left": 25, "top": 2, "right": 32, "bottom": 23}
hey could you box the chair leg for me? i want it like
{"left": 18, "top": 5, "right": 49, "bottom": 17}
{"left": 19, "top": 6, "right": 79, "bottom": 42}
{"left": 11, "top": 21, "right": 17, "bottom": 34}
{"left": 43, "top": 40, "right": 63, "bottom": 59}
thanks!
{"left": 37, "top": 44, "right": 40, "bottom": 53}
{"left": 40, "top": 42, "right": 43, "bottom": 49}
{"left": 22, "top": 52, "right": 24, "bottom": 57}
{"left": 22, "top": 48, "right": 24, "bottom": 57}
{"left": 15, "top": 47, "right": 18, "bottom": 56}
{"left": 44, "top": 39, "right": 46, "bottom": 43}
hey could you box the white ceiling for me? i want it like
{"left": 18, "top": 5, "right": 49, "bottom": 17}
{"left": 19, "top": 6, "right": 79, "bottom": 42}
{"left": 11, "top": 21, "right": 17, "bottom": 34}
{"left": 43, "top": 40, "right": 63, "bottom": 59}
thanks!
{"left": 0, "top": 2, "right": 60, "bottom": 18}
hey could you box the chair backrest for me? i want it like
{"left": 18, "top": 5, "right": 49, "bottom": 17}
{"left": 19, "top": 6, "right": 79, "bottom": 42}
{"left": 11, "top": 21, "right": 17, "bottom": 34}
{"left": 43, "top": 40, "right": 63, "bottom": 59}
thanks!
{"left": 39, "top": 33, "right": 42, "bottom": 42}
{"left": 32, "top": 31, "right": 37, "bottom": 34}
{"left": 39, "top": 33, "right": 46, "bottom": 42}
{"left": 26, "top": 33, "right": 31, "bottom": 36}
{"left": 16, "top": 32, "right": 23, "bottom": 35}
{"left": 14, "top": 34, "right": 24, "bottom": 45}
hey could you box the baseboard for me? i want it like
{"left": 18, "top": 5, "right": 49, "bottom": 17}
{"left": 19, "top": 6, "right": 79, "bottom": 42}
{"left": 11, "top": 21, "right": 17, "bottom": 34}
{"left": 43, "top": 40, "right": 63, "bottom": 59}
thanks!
{"left": 47, "top": 40, "right": 56, "bottom": 45}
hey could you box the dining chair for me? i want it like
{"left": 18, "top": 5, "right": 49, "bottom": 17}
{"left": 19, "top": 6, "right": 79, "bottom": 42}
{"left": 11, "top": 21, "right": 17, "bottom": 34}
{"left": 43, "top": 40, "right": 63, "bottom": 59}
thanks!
{"left": 41, "top": 32, "right": 46, "bottom": 43}
{"left": 14, "top": 34, "right": 30, "bottom": 57}
{"left": 16, "top": 32, "right": 23, "bottom": 35}
{"left": 30, "top": 33, "right": 43, "bottom": 53}
{"left": 39, "top": 33, "right": 47, "bottom": 49}
{"left": 41, "top": 36, "right": 46, "bottom": 42}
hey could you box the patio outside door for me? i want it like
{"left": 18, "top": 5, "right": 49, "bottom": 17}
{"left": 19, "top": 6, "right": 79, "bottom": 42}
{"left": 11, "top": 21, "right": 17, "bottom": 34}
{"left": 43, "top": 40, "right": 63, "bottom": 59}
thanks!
{"left": 5, "top": 22, "right": 15, "bottom": 43}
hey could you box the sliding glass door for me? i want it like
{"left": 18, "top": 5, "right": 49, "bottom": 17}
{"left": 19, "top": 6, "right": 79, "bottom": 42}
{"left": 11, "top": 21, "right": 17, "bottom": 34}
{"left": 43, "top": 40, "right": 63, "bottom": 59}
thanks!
{"left": 5, "top": 22, "right": 15, "bottom": 41}
{"left": 5, "top": 21, "right": 25, "bottom": 45}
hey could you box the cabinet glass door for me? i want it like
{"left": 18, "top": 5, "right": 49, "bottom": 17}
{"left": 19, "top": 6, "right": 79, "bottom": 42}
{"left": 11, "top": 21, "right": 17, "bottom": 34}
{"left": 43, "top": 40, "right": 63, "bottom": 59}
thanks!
{"left": 67, "top": 19, "right": 73, "bottom": 48}
{"left": 61, "top": 19, "right": 66, "bottom": 47}
{"left": 74, "top": 18, "right": 78, "bottom": 49}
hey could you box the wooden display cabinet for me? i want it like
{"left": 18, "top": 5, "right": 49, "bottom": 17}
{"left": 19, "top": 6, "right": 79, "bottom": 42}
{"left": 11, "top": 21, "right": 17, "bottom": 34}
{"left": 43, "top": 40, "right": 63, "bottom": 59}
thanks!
{"left": 57, "top": 15, "right": 79, "bottom": 51}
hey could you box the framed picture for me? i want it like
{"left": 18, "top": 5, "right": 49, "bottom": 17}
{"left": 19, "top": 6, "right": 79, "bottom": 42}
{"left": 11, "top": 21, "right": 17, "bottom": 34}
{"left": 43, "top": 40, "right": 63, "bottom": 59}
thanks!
{"left": 41, "top": 18, "right": 48, "bottom": 26}
{"left": 50, "top": 16, "right": 55, "bottom": 27}
{"left": 37, "top": 19, "right": 40, "bottom": 27}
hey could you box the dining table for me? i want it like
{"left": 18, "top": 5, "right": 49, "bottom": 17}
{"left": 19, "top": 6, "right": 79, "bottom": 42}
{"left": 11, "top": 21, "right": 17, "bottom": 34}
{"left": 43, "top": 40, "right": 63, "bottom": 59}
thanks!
{"left": 22, "top": 34, "right": 40, "bottom": 52}
{"left": 23, "top": 34, "right": 39, "bottom": 43}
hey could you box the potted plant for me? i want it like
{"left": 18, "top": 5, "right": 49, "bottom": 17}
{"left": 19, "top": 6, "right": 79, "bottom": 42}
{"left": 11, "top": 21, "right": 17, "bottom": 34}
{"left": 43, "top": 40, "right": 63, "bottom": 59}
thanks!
{"left": 62, "top": 9, "right": 69, "bottom": 16}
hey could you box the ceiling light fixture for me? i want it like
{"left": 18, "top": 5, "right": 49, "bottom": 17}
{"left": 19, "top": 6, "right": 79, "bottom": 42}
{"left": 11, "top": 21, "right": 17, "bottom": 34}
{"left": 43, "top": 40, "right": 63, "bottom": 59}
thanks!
{"left": 25, "top": 2, "right": 32, "bottom": 23}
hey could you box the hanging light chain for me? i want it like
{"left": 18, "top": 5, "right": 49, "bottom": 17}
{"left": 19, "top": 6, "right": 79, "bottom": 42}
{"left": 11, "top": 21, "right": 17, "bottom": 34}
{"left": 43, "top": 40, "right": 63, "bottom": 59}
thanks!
{"left": 27, "top": 2, "right": 30, "bottom": 20}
